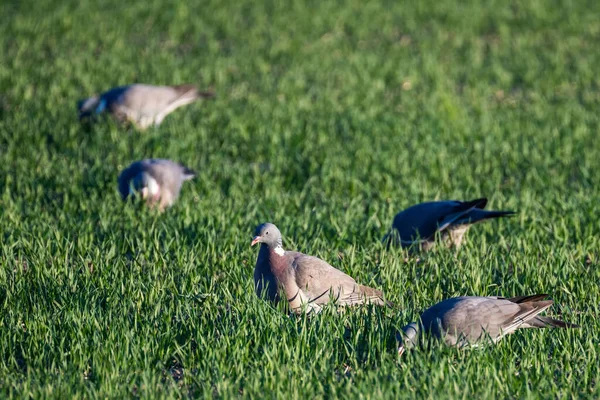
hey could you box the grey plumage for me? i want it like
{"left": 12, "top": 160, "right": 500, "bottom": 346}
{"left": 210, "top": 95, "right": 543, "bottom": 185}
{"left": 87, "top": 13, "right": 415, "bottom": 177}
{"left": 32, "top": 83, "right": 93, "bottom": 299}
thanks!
{"left": 252, "top": 223, "right": 389, "bottom": 314}
{"left": 117, "top": 159, "right": 196, "bottom": 211}
{"left": 383, "top": 198, "right": 515, "bottom": 251}
{"left": 397, "top": 295, "right": 578, "bottom": 354}
{"left": 78, "top": 84, "right": 214, "bottom": 129}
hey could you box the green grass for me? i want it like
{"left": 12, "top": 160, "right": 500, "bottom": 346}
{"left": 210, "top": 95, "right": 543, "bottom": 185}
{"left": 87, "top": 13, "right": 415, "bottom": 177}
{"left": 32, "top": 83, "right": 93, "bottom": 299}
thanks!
{"left": 1, "top": 0, "right": 599, "bottom": 397}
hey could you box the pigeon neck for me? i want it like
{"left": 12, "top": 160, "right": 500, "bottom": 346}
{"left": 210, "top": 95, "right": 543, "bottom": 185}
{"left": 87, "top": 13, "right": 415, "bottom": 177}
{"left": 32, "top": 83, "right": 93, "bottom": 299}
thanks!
{"left": 272, "top": 244, "right": 284, "bottom": 256}
{"left": 260, "top": 238, "right": 284, "bottom": 256}
{"left": 266, "top": 244, "right": 291, "bottom": 277}
{"left": 259, "top": 242, "right": 284, "bottom": 255}
{"left": 146, "top": 175, "right": 160, "bottom": 196}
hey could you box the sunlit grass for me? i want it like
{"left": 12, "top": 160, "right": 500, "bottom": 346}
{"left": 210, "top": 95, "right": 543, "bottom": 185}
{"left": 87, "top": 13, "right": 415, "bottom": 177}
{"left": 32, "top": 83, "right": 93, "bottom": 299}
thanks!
{"left": 0, "top": 0, "right": 599, "bottom": 397}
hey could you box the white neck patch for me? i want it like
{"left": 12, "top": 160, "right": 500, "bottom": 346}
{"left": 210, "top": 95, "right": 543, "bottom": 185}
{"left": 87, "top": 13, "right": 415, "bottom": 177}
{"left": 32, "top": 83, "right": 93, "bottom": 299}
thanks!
{"left": 273, "top": 246, "right": 285, "bottom": 256}
{"left": 147, "top": 176, "right": 160, "bottom": 196}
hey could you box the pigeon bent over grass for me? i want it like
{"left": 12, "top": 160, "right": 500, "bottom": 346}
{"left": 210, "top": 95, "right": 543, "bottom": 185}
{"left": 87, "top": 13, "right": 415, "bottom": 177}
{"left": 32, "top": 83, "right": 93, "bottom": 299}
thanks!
{"left": 251, "top": 223, "right": 389, "bottom": 314}
{"left": 117, "top": 159, "right": 196, "bottom": 211}
{"left": 383, "top": 198, "right": 515, "bottom": 251}
{"left": 78, "top": 84, "right": 214, "bottom": 129}
{"left": 397, "top": 294, "right": 578, "bottom": 355}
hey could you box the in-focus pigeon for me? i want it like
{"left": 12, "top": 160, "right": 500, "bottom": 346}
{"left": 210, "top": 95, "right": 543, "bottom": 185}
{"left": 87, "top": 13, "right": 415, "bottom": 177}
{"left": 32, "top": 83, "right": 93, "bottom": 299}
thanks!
{"left": 383, "top": 198, "right": 515, "bottom": 251}
{"left": 78, "top": 84, "right": 214, "bottom": 129}
{"left": 251, "top": 223, "right": 389, "bottom": 313}
{"left": 397, "top": 294, "right": 578, "bottom": 355}
{"left": 117, "top": 159, "right": 196, "bottom": 211}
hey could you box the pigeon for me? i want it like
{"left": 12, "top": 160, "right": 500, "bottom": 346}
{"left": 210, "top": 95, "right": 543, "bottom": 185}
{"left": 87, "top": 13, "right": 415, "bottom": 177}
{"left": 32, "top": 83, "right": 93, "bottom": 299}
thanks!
{"left": 251, "top": 223, "right": 389, "bottom": 313}
{"left": 397, "top": 294, "right": 578, "bottom": 355}
{"left": 383, "top": 198, "right": 515, "bottom": 251}
{"left": 117, "top": 159, "right": 196, "bottom": 211}
{"left": 78, "top": 84, "right": 214, "bottom": 129}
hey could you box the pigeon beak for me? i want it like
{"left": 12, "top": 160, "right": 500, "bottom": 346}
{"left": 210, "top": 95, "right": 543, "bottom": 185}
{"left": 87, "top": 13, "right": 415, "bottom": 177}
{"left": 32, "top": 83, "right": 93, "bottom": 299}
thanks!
{"left": 251, "top": 236, "right": 261, "bottom": 246}
{"left": 140, "top": 187, "right": 149, "bottom": 199}
{"left": 397, "top": 345, "right": 405, "bottom": 357}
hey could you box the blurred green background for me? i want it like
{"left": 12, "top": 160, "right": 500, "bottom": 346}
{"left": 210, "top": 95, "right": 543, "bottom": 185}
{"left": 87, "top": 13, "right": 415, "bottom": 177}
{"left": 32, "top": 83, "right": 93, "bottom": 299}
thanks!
{"left": 0, "top": 0, "right": 599, "bottom": 397}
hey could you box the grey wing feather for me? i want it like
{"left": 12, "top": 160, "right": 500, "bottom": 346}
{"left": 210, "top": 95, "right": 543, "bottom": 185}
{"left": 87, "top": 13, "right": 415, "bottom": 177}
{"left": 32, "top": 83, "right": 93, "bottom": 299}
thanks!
{"left": 292, "top": 254, "right": 385, "bottom": 306}
{"left": 118, "top": 85, "right": 191, "bottom": 113}
{"left": 108, "top": 84, "right": 208, "bottom": 128}
{"left": 117, "top": 159, "right": 194, "bottom": 201}
{"left": 392, "top": 201, "right": 469, "bottom": 241}
{"left": 391, "top": 198, "right": 514, "bottom": 245}
{"left": 145, "top": 159, "right": 194, "bottom": 197}
{"left": 434, "top": 199, "right": 489, "bottom": 232}
{"left": 422, "top": 297, "right": 524, "bottom": 344}
{"left": 292, "top": 254, "right": 356, "bottom": 304}
{"left": 422, "top": 296, "right": 565, "bottom": 346}
{"left": 338, "top": 285, "right": 388, "bottom": 306}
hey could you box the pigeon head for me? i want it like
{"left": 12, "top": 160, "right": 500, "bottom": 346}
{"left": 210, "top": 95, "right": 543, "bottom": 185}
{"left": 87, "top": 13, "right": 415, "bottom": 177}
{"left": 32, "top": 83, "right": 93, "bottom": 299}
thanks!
{"left": 77, "top": 95, "right": 105, "bottom": 119}
{"left": 251, "top": 223, "right": 283, "bottom": 249}
{"left": 397, "top": 322, "right": 420, "bottom": 356}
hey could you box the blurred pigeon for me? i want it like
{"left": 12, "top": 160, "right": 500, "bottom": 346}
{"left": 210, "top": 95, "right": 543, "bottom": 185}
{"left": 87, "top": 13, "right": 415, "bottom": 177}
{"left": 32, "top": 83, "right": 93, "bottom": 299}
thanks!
{"left": 117, "top": 159, "right": 196, "bottom": 211}
{"left": 78, "top": 84, "right": 214, "bottom": 129}
{"left": 251, "top": 223, "right": 389, "bottom": 313}
{"left": 397, "top": 294, "right": 578, "bottom": 355}
{"left": 383, "top": 198, "right": 515, "bottom": 251}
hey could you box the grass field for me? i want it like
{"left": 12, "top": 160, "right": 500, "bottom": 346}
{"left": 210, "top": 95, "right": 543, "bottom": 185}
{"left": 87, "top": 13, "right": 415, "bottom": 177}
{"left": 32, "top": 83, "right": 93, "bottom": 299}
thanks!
{"left": 1, "top": 0, "right": 600, "bottom": 397}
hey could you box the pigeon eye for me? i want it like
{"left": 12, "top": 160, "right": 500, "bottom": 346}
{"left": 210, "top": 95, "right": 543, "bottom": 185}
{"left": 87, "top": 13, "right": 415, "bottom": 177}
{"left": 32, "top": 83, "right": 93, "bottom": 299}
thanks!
{"left": 265, "top": 231, "right": 269, "bottom": 235}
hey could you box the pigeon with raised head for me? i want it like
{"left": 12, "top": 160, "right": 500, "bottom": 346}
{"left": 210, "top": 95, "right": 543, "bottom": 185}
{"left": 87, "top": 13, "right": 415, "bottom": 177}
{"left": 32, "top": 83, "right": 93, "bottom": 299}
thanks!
{"left": 117, "top": 159, "right": 196, "bottom": 211}
{"left": 78, "top": 84, "right": 214, "bottom": 129}
{"left": 397, "top": 294, "right": 578, "bottom": 355}
{"left": 252, "top": 223, "right": 389, "bottom": 313}
{"left": 383, "top": 198, "right": 515, "bottom": 251}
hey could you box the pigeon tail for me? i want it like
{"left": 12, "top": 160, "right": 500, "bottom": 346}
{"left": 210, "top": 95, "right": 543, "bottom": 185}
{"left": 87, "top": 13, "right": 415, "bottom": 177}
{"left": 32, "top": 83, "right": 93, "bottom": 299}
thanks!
{"left": 507, "top": 294, "right": 550, "bottom": 304}
{"left": 435, "top": 198, "right": 491, "bottom": 234}
{"left": 465, "top": 209, "right": 516, "bottom": 224}
{"left": 173, "top": 84, "right": 215, "bottom": 101}
{"left": 507, "top": 294, "right": 579, "bottom": 329}
{"left": 463, "top": 197, "right": 489, "bottom": 210}
{"left": 357, "top": 285, "right": 393, "bottom": 307}
{"left": 197, "top": 90, "right": 215, "bottom": 99}
{"left": 532, "top": 316, "right": 580, "bottom": 329}
{"left": 181, "top": 165, "right": 197, "bottom": 180}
